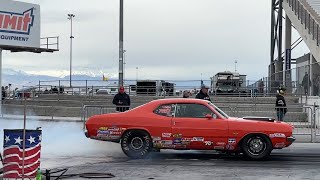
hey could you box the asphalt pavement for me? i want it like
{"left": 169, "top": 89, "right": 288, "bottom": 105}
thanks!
{"left": 1, "top": 120, "right": 320, "bottom": 179}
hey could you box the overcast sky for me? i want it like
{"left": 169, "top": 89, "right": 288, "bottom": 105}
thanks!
{"left": 2, "top": 0, "right": 309, "bottom": 81}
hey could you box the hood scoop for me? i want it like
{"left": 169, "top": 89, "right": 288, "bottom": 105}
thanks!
{"left": 242, "top": 116, "right": 275, "bottom": 122}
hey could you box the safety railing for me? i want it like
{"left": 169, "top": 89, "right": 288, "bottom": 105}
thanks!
{"left": 268, "top": 59, "right": 320, "bottom": 101}
{"left": 81, "top": 105, "right": 130, "bottom": 127}
{"left": 287, "top": 0, "right": 320, "bottom": 46}
{"left": 34, "top": 80, "right": 310, "bottom": 99}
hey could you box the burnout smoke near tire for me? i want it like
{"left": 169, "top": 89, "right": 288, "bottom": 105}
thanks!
{"left": 121, "top": 130, "right": 152, "bottom": 159}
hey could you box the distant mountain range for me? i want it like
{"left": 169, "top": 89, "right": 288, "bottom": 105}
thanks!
{"left": 2, "top": 68, "right": 102, "bottom": 88}
{"left": 1, "top": 68, "right": 206, "bottom": 89}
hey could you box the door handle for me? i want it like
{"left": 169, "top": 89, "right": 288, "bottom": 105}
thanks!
{"left": 173, "top": 121, "right": 181, "bottom": 125}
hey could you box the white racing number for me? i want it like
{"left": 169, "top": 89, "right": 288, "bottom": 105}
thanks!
{"left": 204, "top": 141, "right": 213, "bottom": 146}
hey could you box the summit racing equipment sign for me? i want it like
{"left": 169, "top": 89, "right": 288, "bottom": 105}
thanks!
{"left": 0, "top": 0, "right": 40, "bottom": 48}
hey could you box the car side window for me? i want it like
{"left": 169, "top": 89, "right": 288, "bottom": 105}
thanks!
{"left": 154, "top": 104, "right": 175, "bottom": 117}
{"left": 175, "top": 103, "right": 214, "bottom": 118}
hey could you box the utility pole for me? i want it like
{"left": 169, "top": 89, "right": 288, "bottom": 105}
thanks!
{"left": 123, "top": 50, "right": 126, "bottom": 82}
{"left": 119, "top": 0, "right": 124, "bottom": 87}
{"left": 68, "top": 14, "right": 75, "bottom": 87}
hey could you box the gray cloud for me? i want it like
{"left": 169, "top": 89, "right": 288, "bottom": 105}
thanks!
{"left": 3, "top": 0, "right": 309, "bottom": 81}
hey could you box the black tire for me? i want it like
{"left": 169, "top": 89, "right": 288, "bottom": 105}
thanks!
{"left": 241, "top": 134, "right": 272, "bottom": 160}
{"left": 121, "top": 130, "right": 152, "bottom": 159}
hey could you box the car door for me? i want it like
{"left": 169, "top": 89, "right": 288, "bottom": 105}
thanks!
{"left": 171, "top": 103, "right": 229, "bottom": 150}
{"left": 152, "top": 103, "right": 175, "bottom": 149}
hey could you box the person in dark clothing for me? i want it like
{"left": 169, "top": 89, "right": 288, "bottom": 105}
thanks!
{"left": 195, "top": 85, "right": 211, "bottom": 102}
{"left": 1, "top": 86, "right": 5, "bottom": 100}
{"left": 302, "top": 72, "right": 311, "bottom": 95}
{"left": 112, "top": 86, "right": 131, "bottom": 112}
{"left": 275, "top": 87, "right": 287, "bottom": 121}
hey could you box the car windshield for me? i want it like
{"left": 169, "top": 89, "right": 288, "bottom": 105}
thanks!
{"left": 208, "top": 102, "right": 229, "bottom": 119}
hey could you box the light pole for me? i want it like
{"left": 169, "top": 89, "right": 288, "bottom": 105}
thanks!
{"left": 235, "top": 60, "right": 238, "bottom": 72}
{"left": 119, "top": 0, "right": 124, "bottom": 87}
{"left": 136, "top": 67, "right": 138, "bottom": 81}
{"left": 123, "top": 50, "right": 126, "bottom": 83}
{"left": 68, "top": 14, "right": 75, "bottom": 87}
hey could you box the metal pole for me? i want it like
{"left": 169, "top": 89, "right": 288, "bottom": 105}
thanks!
{"left": 270, "top": 0, "right": 276, "bottom": 79}
{"left": 312, "top": 103, "right": 316, "bottom": 143}
{"left": 70, "top": 16, "right": 73, "bottom": 87}
{"left": 86, "top": 80, "right": 88, "bottom": 95}
{"left": 123, "top": 50, "right": 126, "bottom": 84}
{"left": 58, "top": 80, "right": 61, "bottom": 101}
{"left": 38, "top": 80, "right": 41, "bottom": 96}
{"left": 22, "top": 97, "right": 27, "bottom": 179}
{"left": 278, "top": 0, "right": 283, "bottom": 82}
{"left": 68, "top": 14, "right": 75, "bottom": 87}
{"left": 119, "top": 0, "right": 124, "bottom": 87}
{"left": 285, "top": 14, "right": 292, "bottom": 91}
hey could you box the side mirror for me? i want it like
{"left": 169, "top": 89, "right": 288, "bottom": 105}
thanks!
{"left": 205, "top": 114, "right": 213, "bottom": 119}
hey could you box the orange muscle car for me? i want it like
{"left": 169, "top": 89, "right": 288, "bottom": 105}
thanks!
{"left": 85, "top": 98, "right": 295, "bottom": 160}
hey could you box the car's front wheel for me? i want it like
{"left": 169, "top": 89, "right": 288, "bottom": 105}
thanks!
{"left": 241, "top": 134, "right": 272, "bottom": 160}
{"left": 121, "top": 130, "right": 152, "bottom": 159}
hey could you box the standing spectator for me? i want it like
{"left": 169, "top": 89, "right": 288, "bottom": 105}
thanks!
{"left": 313, "top": 74, "right": 319, "bottom": 96}
{"left": 316, "top": 75, "right": 320, "bottom": 96}
{"left": 1, "top": 86, "right": 5, "bottom": 100}
{"left": 182, "top": 90, "right": 191, "bottom": 98}
{"left": 13, "top": 88, "right": 19, "bottom": 98}
{"left": 4, "top": 86, "right": 9, "bottom": 98}
{"left": 302, "top": 72, "right": 311, "bottom": 95}
{"left": 275, "top": 87, "right": 287, "bottom": 121}
{"left": 113, "top": 86, "right": 131, "bottom": 112}
{"left": 258, "top": 79, "right": 264, "bottom": 96}
{"left": 8, "top": 84, "right": 12, "bottom": 98}
{"left": 195, "top": 85, "right": 211, "bottom": 102}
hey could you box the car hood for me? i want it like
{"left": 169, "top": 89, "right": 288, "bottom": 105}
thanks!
{"left": 229, "top": 116, "right": 275, "bottom": 123}
{"left": 241, "top": 116, "right": 275, "bottom": 122}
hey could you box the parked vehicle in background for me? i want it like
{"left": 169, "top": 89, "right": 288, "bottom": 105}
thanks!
{"left": 211, "top": 71, "right": 249, "bottom": 96}
{"left": 136, "top": 80, "right": 175, "bottom": 96}
{"left": 15, "top": 87, "right": 38, "bottom": 98}
{"left": 96, "top": 89, "right": 109, "bottom": 95}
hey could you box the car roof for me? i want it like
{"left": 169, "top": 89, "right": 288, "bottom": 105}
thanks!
{"left": 149, "top": 98, "right": 210, "bottom": 105}
{"left": 126, "top": 98, "right": 213, "bottom": 115}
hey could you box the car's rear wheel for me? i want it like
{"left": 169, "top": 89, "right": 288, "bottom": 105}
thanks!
{"left": 121, "top": 130, "right": 152, "bottom": 159}
{"left": 241, "top": 134, "right": 272, "bottom": 160}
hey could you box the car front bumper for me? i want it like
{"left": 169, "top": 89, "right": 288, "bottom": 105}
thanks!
{"left": 287, "top": 136, "right": 296, "bottom": 143}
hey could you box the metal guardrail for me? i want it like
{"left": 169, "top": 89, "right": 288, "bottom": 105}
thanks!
{"left": 81, "top": 105, "right": 130, "bottom": 128}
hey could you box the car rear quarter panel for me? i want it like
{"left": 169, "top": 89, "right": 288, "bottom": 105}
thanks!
{"left": 86, "top": 103, "right": 172, "bottom": 141}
